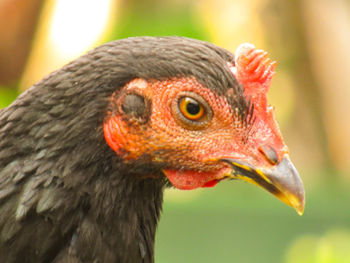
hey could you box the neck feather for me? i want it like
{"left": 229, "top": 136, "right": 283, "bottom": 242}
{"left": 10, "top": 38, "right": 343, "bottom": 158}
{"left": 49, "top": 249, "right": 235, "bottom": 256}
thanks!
{"left": 74, "top": 168, "right": 165, "bottom": 263}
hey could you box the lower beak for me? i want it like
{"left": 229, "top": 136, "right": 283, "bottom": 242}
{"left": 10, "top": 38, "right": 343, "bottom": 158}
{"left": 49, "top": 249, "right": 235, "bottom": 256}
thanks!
{"left": 221, "top": 155, "right": 305, "bottom": 215}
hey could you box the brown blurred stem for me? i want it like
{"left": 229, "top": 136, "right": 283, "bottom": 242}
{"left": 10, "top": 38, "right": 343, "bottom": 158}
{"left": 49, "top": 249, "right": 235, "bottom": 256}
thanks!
{"left": 261, "top": 0, "right": 334, "bottom": 173}
{"left": 300, "top": 0, "right": 350, "bottom": 175}
{"left": 0, "top": 0, "right": 44, "bottom": 86}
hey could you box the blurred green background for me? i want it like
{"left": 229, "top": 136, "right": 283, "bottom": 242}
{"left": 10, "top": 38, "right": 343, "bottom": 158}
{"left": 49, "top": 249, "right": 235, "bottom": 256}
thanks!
{"left": 1, "top": 0, "right": 350, "bottom": 262}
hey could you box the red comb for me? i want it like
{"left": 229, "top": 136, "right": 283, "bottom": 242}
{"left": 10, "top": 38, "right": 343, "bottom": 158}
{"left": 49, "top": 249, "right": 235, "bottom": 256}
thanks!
{"left": 233, "top": 43, "right": 276, "bottom": 95}
{"left": 228, "top": 43, "right": 277, "bottom": 113}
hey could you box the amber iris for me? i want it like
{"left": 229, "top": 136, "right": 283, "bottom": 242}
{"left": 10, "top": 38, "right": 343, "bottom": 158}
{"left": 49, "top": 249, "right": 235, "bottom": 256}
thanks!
{"left": 179, "top": 97, "right": 205, "bottom": 121}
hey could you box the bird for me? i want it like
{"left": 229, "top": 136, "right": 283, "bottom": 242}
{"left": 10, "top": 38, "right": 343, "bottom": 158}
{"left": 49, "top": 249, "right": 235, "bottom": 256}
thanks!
{"left": 0, "top": 37, "right": 305, "bottom": 263}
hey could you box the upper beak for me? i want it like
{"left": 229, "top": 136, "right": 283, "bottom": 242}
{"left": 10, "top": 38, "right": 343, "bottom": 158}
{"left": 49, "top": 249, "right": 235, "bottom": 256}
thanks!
{"left": 221, "top": 155, "right": 305, "bottom": 215}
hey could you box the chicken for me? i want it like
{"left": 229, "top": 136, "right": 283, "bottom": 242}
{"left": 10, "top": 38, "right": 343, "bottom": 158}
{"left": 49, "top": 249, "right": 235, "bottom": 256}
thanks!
{"left": 0, "top": 37, "right": 304, "bottom": 263}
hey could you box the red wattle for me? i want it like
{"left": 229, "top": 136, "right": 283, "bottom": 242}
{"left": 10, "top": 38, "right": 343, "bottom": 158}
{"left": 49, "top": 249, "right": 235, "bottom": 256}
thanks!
{"left": 202, "top": 179, "right": 220, "bottom": 188}
{"left": 163, "top": 169, "right": 223, "bottom": 190}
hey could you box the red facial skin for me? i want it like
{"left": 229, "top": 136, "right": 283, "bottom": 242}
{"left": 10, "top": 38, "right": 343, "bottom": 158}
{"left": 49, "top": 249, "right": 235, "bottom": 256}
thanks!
{"left": 104, "top": 44, "right": 288, "bottom": 190}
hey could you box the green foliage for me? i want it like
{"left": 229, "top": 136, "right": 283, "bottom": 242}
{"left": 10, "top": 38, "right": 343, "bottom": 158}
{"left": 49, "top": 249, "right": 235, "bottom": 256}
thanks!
{"left": 155, "top": 180, "right": 350, "bottom": 263}
{"left": 112, "top": 4, "right": 208, "bottom": 40}
{"left": 285, "top": 229, "right": 350, "bottom": 263}
{"left": 0, "top": 87, "right": 18, "bottom": 108}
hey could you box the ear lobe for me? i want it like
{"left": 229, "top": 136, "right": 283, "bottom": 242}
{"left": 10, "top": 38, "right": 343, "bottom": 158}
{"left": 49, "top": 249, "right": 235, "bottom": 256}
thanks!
{"left": 103, "top": 78, "right": 153, "bottom": 159}
{"left": 104, "top": 115, "right": 125, "bottom": 156}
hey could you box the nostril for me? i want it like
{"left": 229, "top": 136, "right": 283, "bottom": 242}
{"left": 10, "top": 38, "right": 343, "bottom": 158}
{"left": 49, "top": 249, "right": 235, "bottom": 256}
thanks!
{"left": 259, "top": 145, "right": 278, "bottom": 165}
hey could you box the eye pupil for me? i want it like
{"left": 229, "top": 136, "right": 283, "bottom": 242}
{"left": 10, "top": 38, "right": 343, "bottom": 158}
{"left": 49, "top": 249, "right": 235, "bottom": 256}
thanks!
{"left": 186, "top": 101, "right": 200, "bottom": 115}
{"left": 179, "top": 97, "right": 205, "bottom": 121}
{"left": 175, "top": 93, "right": 212, "bottom": 127}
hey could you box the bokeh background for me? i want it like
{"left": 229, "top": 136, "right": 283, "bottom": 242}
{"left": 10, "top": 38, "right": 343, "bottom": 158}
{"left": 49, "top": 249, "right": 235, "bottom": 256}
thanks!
{"left": 1, "top": 0, "right": 350, "bottom": 262}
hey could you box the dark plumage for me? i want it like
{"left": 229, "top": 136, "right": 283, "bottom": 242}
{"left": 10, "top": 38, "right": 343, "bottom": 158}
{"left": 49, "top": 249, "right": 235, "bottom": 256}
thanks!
{"left": 0, "top": 37, "right": 304, "bottom": 263}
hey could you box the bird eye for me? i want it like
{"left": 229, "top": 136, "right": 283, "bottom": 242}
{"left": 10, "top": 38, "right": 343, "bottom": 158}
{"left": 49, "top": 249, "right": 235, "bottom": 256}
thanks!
{"left": 179, "top": 97, "right": 205, "bottom": 121}
{"left": 173, "top": 92, "right": 212, "bottom": 128}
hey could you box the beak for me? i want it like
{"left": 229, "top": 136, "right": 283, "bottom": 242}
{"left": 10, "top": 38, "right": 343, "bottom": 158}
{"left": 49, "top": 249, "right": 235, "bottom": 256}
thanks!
{"left": 221, "top": 155, "right": 305, "bottom": 215}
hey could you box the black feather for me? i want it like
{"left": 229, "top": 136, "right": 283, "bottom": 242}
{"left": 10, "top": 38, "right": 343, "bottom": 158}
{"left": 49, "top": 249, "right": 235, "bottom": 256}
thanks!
{"left": 0, "top": 36, "right": 247, "bottom": 263}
